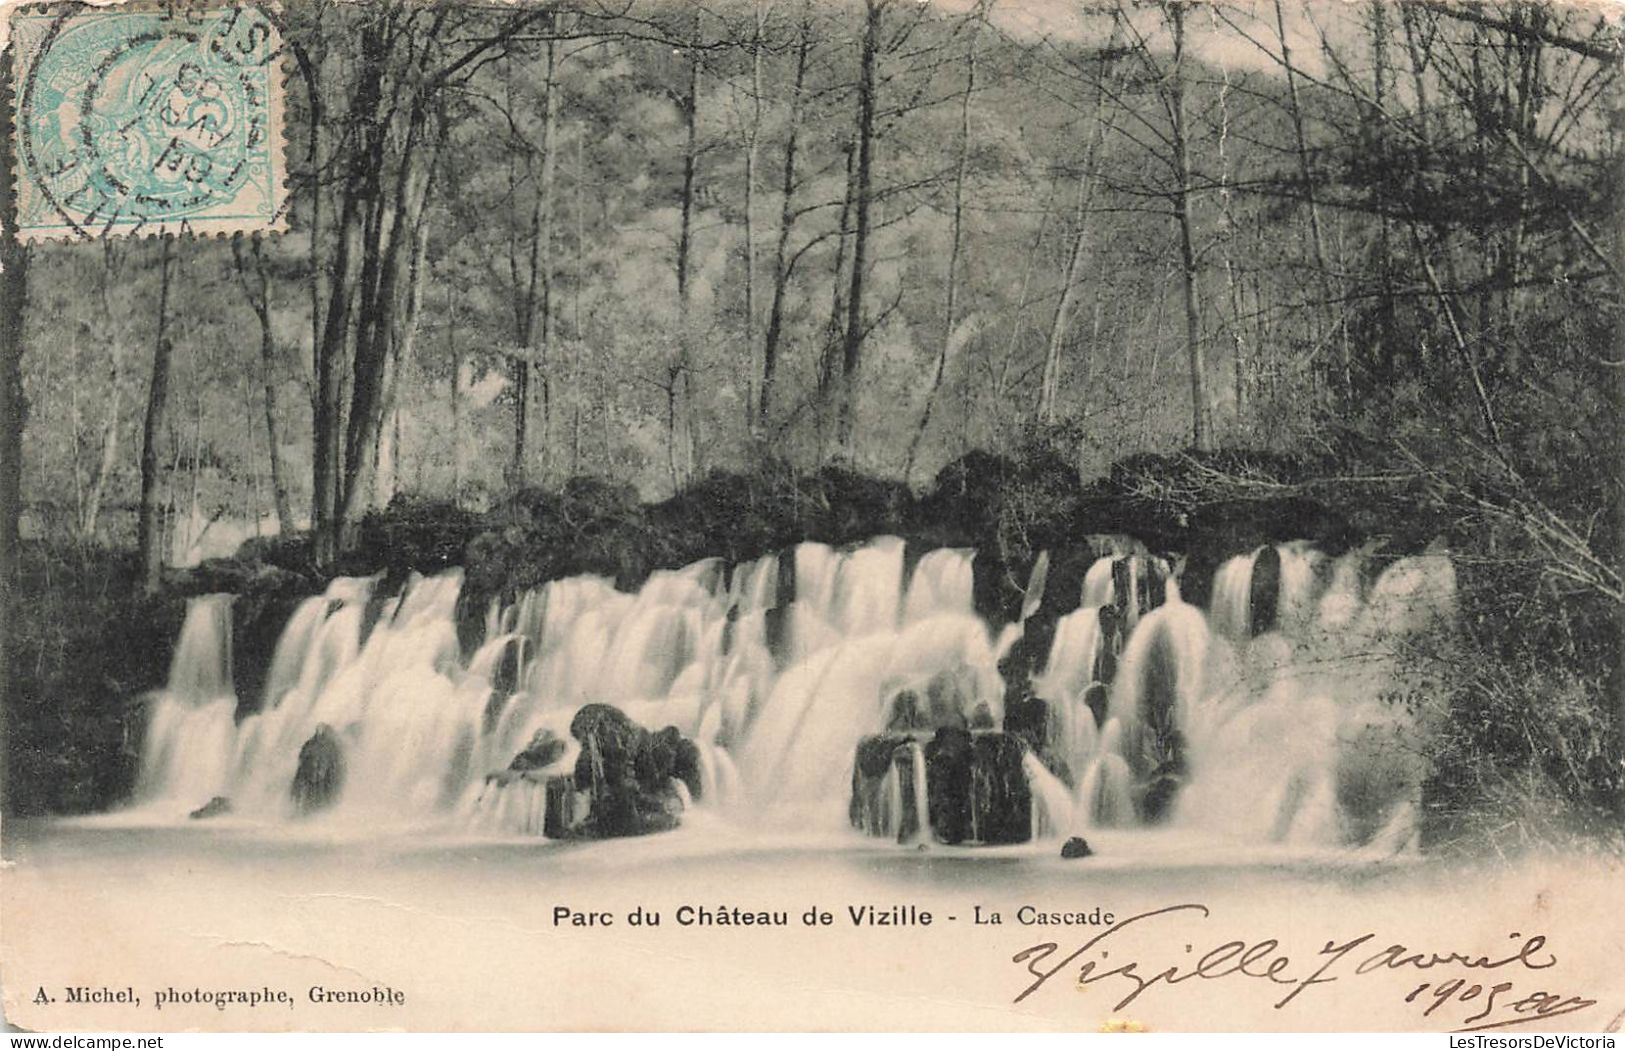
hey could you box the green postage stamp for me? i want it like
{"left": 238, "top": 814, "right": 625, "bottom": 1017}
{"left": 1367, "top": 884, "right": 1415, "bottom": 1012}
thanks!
{"left": 8, "top": 2, "right": 286, "bottom": 241}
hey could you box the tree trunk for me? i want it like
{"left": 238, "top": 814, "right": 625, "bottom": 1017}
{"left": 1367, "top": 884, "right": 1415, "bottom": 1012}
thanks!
{"left": 1168, "top": 2, "right": 1207, "bottom": 451}
{"left": 818, "top": 138, "right": 857, "bottom": 452}
{"left": 339, "top": 102, "right": 438, "bottom": 540}
{"left": 1216, "top": 65, "right": 1248, "bottom": 428}
{"left": 1369, "top": 0, "right": 1398, "bottom": 385}
{"left": 0, "top": 51, "right": 29, "bottom": 594}
{"left": 313, "top": 20, "right": 388, "bottom": 565}
{"left": 1274, "top": 0, "right": 1343, "bottom": 398}
{"left": 80, "top": 244, "right": 126, "bottom": 538}
{"left": 138, "top": 236, "right": 176, "bottom": 593}
{"left": 673, "top": 26, "right": 702, "bottom": 488}
{"left": 573, "top": 123, "right": 587, "bottom": 476}
{"left": 1612, "top": 180, "right": 1625, "bottom": 815}
{"left": 742, "top": 0, "right": 766, "bottom": 435}
{"left": 233, "top": 238, "right": 294, "bottom": 532}
{"left": 760, "top": 19, "right": 812, "bottom": 432}
{"left": 448, "top": 288, "right": 462, "bottom": 507}
{"left": 537, "top": 41, "right": 559, "bottom": 483}
{"left": 906, "top": 8, "right": 981, "bottom": 481}
{"left": 506, "top": 57, "right": 539, "bottom": 490}
{"left": 314, "top": 161, "right": 367, "bottom": 564}
{"left": 838, "top": 0, "right": 883, "bottom": 451}
{"left": 372, "top": 203, "right": 431, "bottom": 513}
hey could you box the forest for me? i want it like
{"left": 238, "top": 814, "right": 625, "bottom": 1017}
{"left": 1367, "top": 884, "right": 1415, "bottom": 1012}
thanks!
{"left": 0, "top": 0, "right": 1621, "bottom": 846}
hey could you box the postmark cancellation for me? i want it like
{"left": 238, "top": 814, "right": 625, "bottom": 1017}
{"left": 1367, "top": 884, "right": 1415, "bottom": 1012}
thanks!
{"left": 7, "top": 1, "right": 286, "bottom": 242}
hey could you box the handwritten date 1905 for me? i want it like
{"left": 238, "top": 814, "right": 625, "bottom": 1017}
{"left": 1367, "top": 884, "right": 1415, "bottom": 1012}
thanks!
{"left": 1010, "top": 904, "right": 1597, "bottom": 1033}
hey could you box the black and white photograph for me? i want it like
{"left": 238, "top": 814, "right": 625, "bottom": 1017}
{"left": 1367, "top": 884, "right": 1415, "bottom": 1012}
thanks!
{"left": 1, "top": 0, "right": 1622, "bottom": 1033}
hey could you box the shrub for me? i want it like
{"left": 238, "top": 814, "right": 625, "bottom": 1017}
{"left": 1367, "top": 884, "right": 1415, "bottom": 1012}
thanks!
{"left": 4, "top": 542, "right": 185, "bottom": 815}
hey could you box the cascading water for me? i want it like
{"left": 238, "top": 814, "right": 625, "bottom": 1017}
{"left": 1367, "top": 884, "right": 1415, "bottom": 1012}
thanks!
{"left": 137, "top": 538, "right": 1003, "bottom": 835}
{"left": 138, "top": 595, "right": 238, "bottom": 805}
{"left": 135, "top": 533, "right": 1452, "bottom": 854}
{"left": 1208, "top": 550, "right": 1258, "bottom": 640}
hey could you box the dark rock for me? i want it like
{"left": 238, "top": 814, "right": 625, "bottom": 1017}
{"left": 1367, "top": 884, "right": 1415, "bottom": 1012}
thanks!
{"left": 851, "top": 735, "right": 905, "bottom": 835}
{"left": 291, "top": 724, "right": 345, "bottom": 814}
{"left": 721, "top": 606, "right": 739, "bottom": 654}
{"left": 776, "top": 544, "right": 798, "bottom": 608}
{"left": 1137, "top": 557, "right": 1167, "bottom": 617}
{"left": 1038, "top": 548, "right": 1096, "bottom": 619}
{"left": 1131, "top": 626, "right": 1184, "bottom": 757}
{"left": 970, "top": 544, "right": 1009, "bottom": 624}
{"left": 969, "top": 702, "right": 996, "bottom": 730}
{"left": 970, "top": 733, "right": 1032, "bottom": 844}
{"left": 1140, "top": 754, "right": 1187, "bottom": 824}
{"left": 854, "top": 734, "right": 912, "bottom": 780}
{"left": 924, "top": 671, "right": 972, "bottom": 728}
{"left": 893, "top": 744, "right": 924, "bottom": 843}
{"left": 924, "top": 727, "right": 975, "bottom": 844}
{"left": 1061, "top": 836, "right": 1093, "bottom": 859}
{"left": 1111, "top": 557, "right": 1134, "bottom": 622}
{"left": 1019, "top": 613, "right": 1059, "bottom": 679}
{"left": 358, "top": 568, "right": 409, "bottom": 648}
{"left": 484, "top": 767, "right": 543, "bottom": 788}
{"left": 687, "top": 557, "right": 726, "bottom": 596}
{"left": 508, "top": 728, "right": 567, "bottom": 772}
{"left": 571, "top": 703, "right": 643, "bottom": 786}
{"left": 491, "top": 635, "right": 530, "bottom": 697}
{"left": 762, "top": 606, "right": 791, "bottom": 666}
{"left": 1093, "top": 647, "right": 1118, "bottom": 686}
{"left": 189, "top": 795, "right": 232, "bottom": 820}
{"left": 544, "top": 775, "right": 588, "bottom": 838}
{"left": 568, "top": 704, "right": 700, "bottom": 838}
{"left": 226, "top": 564, "right": 318, "bottom": 719}
{"left": 643, "top": 725, "right": 702, "bottom": 800}
{"left": 1083, "top": 683, "right": 1110, "bottom": 730}
{"left": 1249, "top": 544, "right": 1282, "bottom": 636}
{"left": 922, "top": 728, "right": 1032, "bottom": 845}
{"left": 1096, "top": 602, "right": 1121, "bottom": 645}
{"left": 1093, "top": 606, "right": 1121, "bottom": 684}
{"left": 1003, "top": 689, "right": 1048, "bottom": 752}
{"left": 887, "top": 690, "right": 925, "bottom": 732}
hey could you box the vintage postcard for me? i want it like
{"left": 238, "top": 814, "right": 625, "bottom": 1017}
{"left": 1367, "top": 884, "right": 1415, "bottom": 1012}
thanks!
{"left": 1, "top": 0, "right": 1623, "bottom": 1034}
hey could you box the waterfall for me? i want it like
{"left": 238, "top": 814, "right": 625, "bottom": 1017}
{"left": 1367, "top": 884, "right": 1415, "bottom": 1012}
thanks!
{"left": 165, "top": 594, "right": 235, "bottom": 703}
{"left": 137, "top": 540, "right": 1000, "bottom": 836}
{"left": 137, "top": 595, "right": 238, "bottom": 804}
{"left": 1023, "top": 753, "right": 1074, "bottom": 840}
{"left": 1318, "top": 553, "right": 1364, "bottom": 630}
{"left": 1080, "top": 556, "right": 1114, "bottom": 609}
{"left": 134, "top": 534, "right": 1453, "bottom": 853}
{"left": 1275, "top": 541, "right": 1326, "bottom": 633}
{"left": 1208, "top": 550, "right": 1258, "bottom": 640}
{"left": 906, "top": 740, "right": 930, "bottom": 844}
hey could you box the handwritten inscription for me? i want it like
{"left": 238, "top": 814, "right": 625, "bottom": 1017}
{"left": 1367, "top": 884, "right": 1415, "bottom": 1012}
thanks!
{"left": 1011, "top": 904, "right": 1598, "bottom": 1033}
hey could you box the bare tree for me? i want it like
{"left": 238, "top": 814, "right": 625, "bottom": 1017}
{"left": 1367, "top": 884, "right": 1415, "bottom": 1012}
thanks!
{"left": 233, "top": 238, "right": 296, "bottom": 532}
{"left": 834, "top": 0, "right": 884, "bottom": 451}
{"left": 137, "top": 236, "right": 176, "bottom": 592}
{"left": 759, "top": 10, "right": 814, "bottom": 433}
{"left": 906, "top": 1, "right": 986, "bottom": 480}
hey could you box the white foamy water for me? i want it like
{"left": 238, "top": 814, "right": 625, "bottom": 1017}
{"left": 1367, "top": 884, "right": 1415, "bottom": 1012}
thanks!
{"left": 132, "top": 536, "right": 1455, "bottom": 854}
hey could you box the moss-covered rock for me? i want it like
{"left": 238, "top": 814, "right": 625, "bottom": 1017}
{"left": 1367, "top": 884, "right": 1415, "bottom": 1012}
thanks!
{"left": 291, "top": 724, "right": 345, "bottom": 815}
